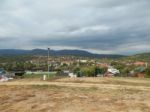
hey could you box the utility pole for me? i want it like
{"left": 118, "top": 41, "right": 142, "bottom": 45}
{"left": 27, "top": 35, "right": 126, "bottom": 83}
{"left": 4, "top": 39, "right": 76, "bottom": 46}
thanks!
{"left": 145, "top": 62, "right": 148, "bottom": 68}
{"left": 48, "top": 48, "right": 50, "bottom": 78}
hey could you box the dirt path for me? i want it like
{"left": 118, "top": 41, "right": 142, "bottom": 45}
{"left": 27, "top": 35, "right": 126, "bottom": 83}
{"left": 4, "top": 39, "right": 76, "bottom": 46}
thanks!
{"left": 1, "top": 81, "right": 150, "bottom": 91}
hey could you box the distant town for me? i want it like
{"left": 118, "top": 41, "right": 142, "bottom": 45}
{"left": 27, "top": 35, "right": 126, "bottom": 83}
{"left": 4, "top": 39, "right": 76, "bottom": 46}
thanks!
{"left": 0, "top": 49, "right": 150, "bottom": 81}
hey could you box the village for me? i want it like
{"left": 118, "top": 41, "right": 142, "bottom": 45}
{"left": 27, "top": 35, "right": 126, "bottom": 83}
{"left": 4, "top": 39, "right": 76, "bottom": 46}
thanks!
{"left": 0, "top": 55, "right": 149, "bottom": 82}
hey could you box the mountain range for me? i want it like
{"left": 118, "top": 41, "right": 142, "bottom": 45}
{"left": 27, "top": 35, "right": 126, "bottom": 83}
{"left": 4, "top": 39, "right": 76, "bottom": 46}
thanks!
{"left": 0, "top": 49, "right": 125, "bottom": 58}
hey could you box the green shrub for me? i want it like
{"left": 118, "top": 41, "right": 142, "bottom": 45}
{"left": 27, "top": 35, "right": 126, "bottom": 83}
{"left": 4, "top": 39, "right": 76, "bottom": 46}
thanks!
{"left": 145, "top": 68, "right": 150, "bottom": 78}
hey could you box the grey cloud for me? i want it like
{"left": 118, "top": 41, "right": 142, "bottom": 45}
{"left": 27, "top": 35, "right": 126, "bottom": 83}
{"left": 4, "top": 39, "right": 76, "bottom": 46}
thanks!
{"left": 0, "top": 0, "right": 150, "bottom": 54}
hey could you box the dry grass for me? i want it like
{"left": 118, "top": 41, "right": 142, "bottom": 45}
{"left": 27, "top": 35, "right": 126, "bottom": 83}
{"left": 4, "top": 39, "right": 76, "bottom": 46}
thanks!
{"left": 55, "top": 77, "right": 150, "bottom": 86}
{"left": 0, "top": 78, "right": 150, "bottom": 112}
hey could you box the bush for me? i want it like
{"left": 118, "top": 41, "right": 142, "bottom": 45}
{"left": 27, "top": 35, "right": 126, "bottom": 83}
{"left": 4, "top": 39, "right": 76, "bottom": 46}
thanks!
{"left": 145, "top": 68, "right": 150, "bottom": 78}
{"left": 80, "top": 66, "right": 95, "bottom": 77}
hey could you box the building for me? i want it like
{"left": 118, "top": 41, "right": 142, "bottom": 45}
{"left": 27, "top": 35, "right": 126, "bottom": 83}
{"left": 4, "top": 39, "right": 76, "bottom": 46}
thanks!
{"left": 134, "top": 61, "right": 145, "bottom": 66}
{"left": 96, "top": 62, "right": 109, "bottom": 68}
{"left": 130, "top": 66, "right": 146, "bottom": 78}
{"left": 104, "top": 66, "right": 120, "bottom": 77}
{"left": 0, "top": 68, "right": 10, "bottom": 82}
{"left": 77, "top": 60, "right": 88, "bottom": 63}
{"left": 0, "top": 68, "right": 5, "bottom": 77}
{"left": 69, "top": 73, "right": 77, "bottom": 78}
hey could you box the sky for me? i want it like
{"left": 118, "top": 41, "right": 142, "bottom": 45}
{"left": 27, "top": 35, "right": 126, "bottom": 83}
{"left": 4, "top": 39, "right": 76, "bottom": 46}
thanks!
{"left": 0, "top": 0, "right": 150, "bottom": 55}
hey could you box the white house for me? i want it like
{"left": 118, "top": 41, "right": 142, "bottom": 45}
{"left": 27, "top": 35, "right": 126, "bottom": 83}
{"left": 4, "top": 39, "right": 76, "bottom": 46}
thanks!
{"left": 77, "top": 60, "right": 88, "bottom": 63}
{"left": 107, "top": 66, "right": 120, "bottom": 75}
{"left": 69, "top": 73, "right": 77, "bottom": 78}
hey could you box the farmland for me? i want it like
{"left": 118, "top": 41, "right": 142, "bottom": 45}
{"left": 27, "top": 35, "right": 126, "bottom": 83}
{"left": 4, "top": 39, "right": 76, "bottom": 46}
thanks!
{"left": 0, "top": 77, "right": 150, "bottom": 112}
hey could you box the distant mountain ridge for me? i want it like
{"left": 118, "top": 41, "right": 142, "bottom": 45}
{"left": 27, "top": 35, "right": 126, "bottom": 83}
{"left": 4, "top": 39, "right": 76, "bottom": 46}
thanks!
{"left": 129, "top": 52, "right": 150, "bottom": 61}
{"left": 0, "top": 49, "right": 125, "bottom": 58}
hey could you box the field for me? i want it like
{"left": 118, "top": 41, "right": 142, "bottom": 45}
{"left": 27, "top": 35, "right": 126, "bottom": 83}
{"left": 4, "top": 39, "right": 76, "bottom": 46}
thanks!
{"left": 0, "top": 77, "right": 150, "bottom": 112}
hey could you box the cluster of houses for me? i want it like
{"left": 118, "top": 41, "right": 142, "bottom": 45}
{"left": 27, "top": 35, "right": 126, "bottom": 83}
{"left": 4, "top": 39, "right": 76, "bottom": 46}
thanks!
{"left": 63, "top": 60, "right": 148, "bottom": 78}
{"left": 44, "top": 57, "right": 148, "bottom": 78}
{"left": 67, "top": 66, "right": 120, "bottom": 78}
{"left": 0, "top": 55, "right": 148, "bottom": 81}
{"left": 0, "top": 68, "right": 25, "bottom": 82}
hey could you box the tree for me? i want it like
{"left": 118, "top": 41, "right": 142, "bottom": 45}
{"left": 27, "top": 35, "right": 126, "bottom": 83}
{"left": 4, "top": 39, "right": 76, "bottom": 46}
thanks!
{"left": 121, "top": 67, "right": 130, "bottom": 77}
{"left": 145, "top": 68, "right": 150, "bottom": 78}
{"left": 95, "top": 67, "right": 107, "bottom": 76}
{"left": 80, "top": 66, "right": 95, "bottom": 77}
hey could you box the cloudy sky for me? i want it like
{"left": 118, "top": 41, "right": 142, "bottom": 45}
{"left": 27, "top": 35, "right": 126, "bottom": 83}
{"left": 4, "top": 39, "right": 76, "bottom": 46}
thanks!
{"left": 0, "top": 0, "right": 150, "bottom": 55}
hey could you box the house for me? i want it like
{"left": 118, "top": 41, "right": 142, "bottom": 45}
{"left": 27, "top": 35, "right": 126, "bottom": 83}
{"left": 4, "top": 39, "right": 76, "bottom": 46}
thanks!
{"left": 104, "top": 66, "right": 120, "bottom": 77}
{"left": 134, "top": 61, "right": 145, "bottom": 66}
{"left": 63, "top": 70, "right": 70, "bottom": 74}
{"left": 0, "top": 68, "right": 9, "bottom": 82}
{"left": 77, "top": 60, "right": 88, "bottom": 63}
{"left": 61, "top": 61, "right": 73, "bottom": 66}
{"left": 12, "top": 69, "right": 25, "bottom": 78}
{"left": 61, "top": 70, "right": 70, "bottom": 76}
{"left": 137, "top": 73, "right": 145, "bottom": 78}
{"left": 69, "top": 73, "right": 77, "bottom": 78}
{"left": 0, "top": 68, "right": 6, "bottom": 78}
{"left": 0, "top": 68, "right": 5, "bottom": 73}
{"left": 108, "top": 66, "right": 120, "bottom": 74}
{"left": 129, "top": 66, "right": 146, "bottom": 78}
{"left": 96, "top": 62, "right": 109, "bottom": 68}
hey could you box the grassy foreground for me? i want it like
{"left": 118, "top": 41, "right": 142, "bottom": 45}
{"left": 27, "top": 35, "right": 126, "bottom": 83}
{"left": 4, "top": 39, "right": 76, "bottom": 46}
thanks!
{"left": 0, "top": 77, "right": 150, "bottom": 112}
